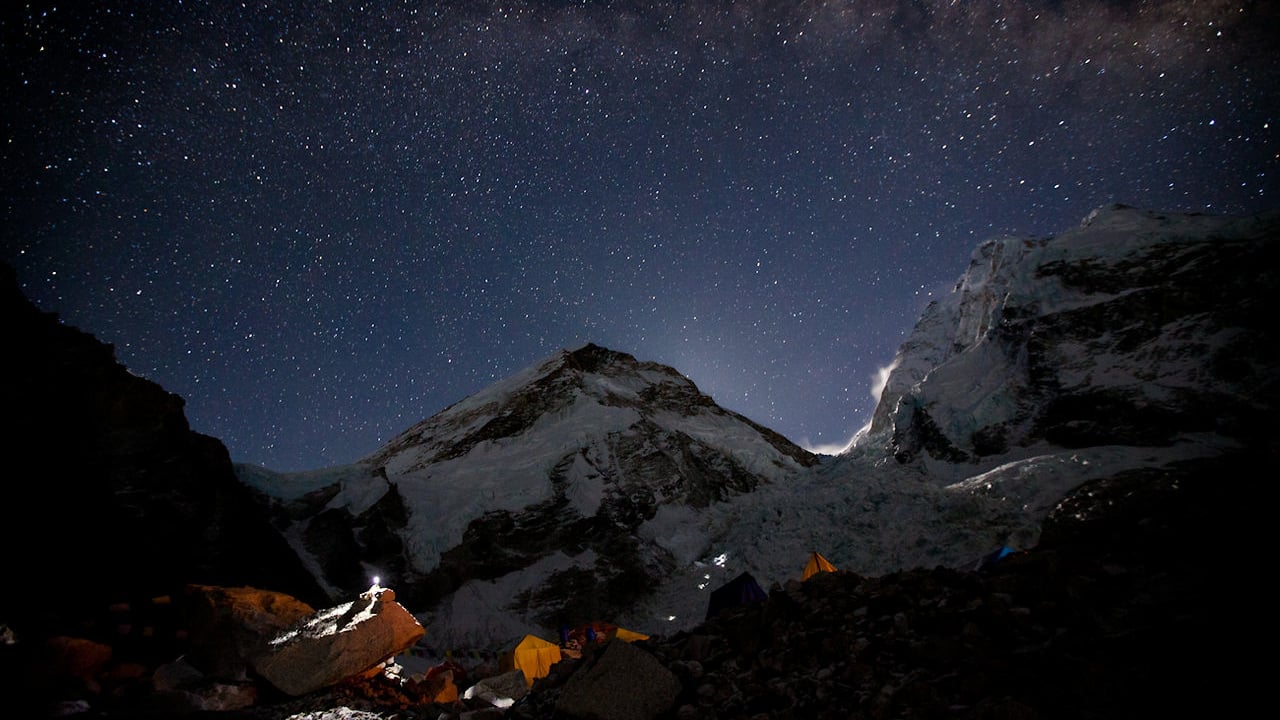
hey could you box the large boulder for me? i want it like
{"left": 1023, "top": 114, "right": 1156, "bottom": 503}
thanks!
{"left": 555, "top": 639, "right": 681, "bottom": 720}
{"left": 183, "top": 584, "right": 316, "bottom": 680}
{"left": 250, "top": 586, "right": 424, "bottom": 696}
{"left": 463, "top": 669, "right": 530, "bottom": 709}
{"left": 30, "top": 636, "right": 113, "bottom": 698}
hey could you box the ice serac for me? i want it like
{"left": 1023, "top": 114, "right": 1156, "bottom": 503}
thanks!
{"left": 243, "top": 343, "right": 818, "bottom": 650}
{"left": 858, "top": 204, "right": 1280, "bottom": 470}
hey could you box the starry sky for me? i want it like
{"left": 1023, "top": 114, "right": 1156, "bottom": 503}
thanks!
{"left": 3, "top": 1, "right": 1277, "bottom": 471}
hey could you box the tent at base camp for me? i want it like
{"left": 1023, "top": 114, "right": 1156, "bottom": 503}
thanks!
{"left": 802, "top": 551, "right": 838, "bottom": 580}
{"left": 705, "top": 571, "right": 769, "bottom": 620}
{"left": 610, "top": 626, "right": 650, "bottom": 643}
{"left": 500, "top": 634, "right": 563, "bottom": 686}
{"left": 562, "top": 620, "right": 651, "bottom": 649}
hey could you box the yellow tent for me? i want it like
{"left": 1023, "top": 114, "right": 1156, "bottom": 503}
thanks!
{"left": 802, "top": 551, "right": 838, "bottom": 580}
{"left": 608, "top": 627, "right": 651, "bottom": 643}
{"left": 500, "top": 634, "right": 562, "bottom": 687}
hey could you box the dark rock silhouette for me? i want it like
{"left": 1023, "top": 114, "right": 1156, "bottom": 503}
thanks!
{"left": 0, "top": 261, "right": 326, "bottom": 691}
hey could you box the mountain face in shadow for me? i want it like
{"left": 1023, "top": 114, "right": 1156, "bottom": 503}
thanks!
{"left": 861, "top": 204, "right": 1280, "bottom": 465}
{"left": 0, "top": 262, "right": 326, "bottom": 637}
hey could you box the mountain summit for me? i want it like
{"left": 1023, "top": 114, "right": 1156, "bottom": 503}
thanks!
{"left": 239, "top": 343, "right": 819, "bottom": 649}
{"left": 239, "top": 204, "right": 1279, "bottom": 652}
{"left": 861, "top": 203, "right": 1279, "bottom": 468}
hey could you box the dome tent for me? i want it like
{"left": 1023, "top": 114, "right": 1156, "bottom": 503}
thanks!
{"left": 802, "top": 551, "right": 838, "bottom": 580}
{"left": 499, "top": 634, "right": 562, "bottom": 687}
{"left": 705, "top": 571, "right": 768, "bottom": 620}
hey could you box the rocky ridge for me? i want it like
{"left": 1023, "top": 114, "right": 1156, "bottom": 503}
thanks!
{"left": 860, "top": 204, "right": 1279, "bottom": 467}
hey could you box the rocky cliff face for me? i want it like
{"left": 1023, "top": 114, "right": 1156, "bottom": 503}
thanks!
{"left": 859, "top": 204, "right": 1280, "bottom": 469}
{"left": 0, "top": 263, "right": 325, "bottom": 637}
{"left": 240, "top": 343, "right": 819, "bottom": 649}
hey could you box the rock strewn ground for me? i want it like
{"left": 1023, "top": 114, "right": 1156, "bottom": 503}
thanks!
{"left": 228, "top": 451, "right": 1239, "bottom": 720}
{"left": 2, "top": 450, "right": 1248, "bottom": 720}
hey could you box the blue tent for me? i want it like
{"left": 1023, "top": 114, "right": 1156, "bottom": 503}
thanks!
{"left": 706, "top": 571, "right": 768, "bottom": 620}
{"left": 974, "top": 545, "right": 1018, "bottom": 571}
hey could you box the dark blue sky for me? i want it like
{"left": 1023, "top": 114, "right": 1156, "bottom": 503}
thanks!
{"left": 4, "top": 1, "right": 1277, "bottom": 471}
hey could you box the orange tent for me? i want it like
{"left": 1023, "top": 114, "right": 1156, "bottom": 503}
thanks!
{"left": 802, "top": 551, "right": 837, "bottom": 580}
{"left": 608, "top": 626, "right": 650, "bottom": 643}
{"left": 499, "top": 634, "right": 562, "bottom": 687}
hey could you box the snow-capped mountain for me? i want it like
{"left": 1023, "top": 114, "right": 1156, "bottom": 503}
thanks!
{"left": 237, "top": 343, "right": 819, "bottom": 649}
{"left": 625, "top": 204, "right": 1276, "bottom": 620}
{"left": 8, "top": 200, "right": 1271, "bottom": 669}
{"left": 236, "top": 204, "right": 1278, "bottom": 653}
{"left": 861, "top": 203, "right": 1279, "bottom": 468}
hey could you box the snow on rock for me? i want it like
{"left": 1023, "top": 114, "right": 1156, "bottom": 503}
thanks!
{"left": 233, "top": 205, "right": 1278, "bottom": 653}
{"left": 857, "top": 204, "right": 1280, "bottom": 467}
{"left": 240, "top": 343, "right": 819, "bottom": 651}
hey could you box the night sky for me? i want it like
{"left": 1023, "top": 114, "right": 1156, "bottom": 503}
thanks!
{"left": 3, "top": 1, "right": 1277, "bottom": 471}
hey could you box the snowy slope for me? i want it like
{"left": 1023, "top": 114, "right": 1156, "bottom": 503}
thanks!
{"left": 616, "top": 204, "right": 1279, "bottom": 635}
{"left": 238, "top": 343, "right": 818, "bottom": 651}
{"left": 860, "top": 204, "right": 1279, "bottom": 472}
{"left": 238, "top": 205, "right": 1279, "bottom": 653}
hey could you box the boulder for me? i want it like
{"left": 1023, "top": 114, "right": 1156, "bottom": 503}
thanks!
{"left": 463, "top": 669, "right": 529, "bottom": 708}
{"left": 555, "top": 640, "right": 681, "bottom": 720}
{"left": 250, "top": 585, "right": 424, "bottom": 696}
{"left": 184, "top": 584, "right": 316, "bottom": 679}
{"left": 149, "top": 656, "right": 259, "bottom": 713}
{"left": 34, "top": 636, "right": 112, "bottom": 696}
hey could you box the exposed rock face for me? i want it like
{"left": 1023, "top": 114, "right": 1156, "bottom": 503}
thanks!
{"left": 183, "top": 584, "right": 317, "bottom": 680}
{"left": 0, "top": 263, "right": 325, "bottom": 638}
{"left": 251, "top": 586, "right": 425, "bottom": 697}
{"left": 241, "top": 343, "right": 819, "bottom": 649}
{"left": 861, "top": 204, "right": 1280, "bottom": 466}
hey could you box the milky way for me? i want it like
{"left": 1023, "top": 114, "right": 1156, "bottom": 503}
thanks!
{"left": 3, "top": 1, "right": 1277, "bottom": 470}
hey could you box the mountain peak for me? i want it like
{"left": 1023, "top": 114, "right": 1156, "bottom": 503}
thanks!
{"left": 246, "top": 341, "right": 817, "bottom": 648}
{"left": 371, "top": 342, "right": 705, "bottom": 466}
{"left": 558, "top": 342, "right": 632, "bottom": 371}
{"left": 858, "top": 205, "right": 1280, "bottom": 471}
